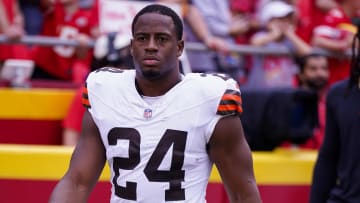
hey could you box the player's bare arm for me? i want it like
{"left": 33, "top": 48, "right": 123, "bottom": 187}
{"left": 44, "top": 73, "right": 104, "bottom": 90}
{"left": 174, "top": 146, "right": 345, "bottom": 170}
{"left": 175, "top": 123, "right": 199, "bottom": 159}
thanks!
{"left": 208, "top": 115, "right": 262, "bottom": 203}
{"left": 49, "top": 111, "right": 106, "bottom": 203}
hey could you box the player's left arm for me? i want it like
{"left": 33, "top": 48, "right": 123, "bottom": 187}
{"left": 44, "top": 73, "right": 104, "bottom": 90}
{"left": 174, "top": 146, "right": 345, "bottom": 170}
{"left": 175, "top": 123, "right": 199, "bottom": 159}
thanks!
{"left": 208, "top": 115, "right": 262, "bottom": 203}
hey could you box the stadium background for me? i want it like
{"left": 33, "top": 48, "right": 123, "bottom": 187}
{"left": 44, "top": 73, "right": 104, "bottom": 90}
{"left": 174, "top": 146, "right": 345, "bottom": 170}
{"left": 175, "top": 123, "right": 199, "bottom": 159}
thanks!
{"left": 2, "top": 0, "right": 356, "bottom": 202}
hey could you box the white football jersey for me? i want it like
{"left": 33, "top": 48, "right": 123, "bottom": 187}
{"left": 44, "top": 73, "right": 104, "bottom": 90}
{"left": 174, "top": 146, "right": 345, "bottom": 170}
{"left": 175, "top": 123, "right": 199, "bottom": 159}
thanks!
{"left": 83, "top": 68, "right": 242, "bottom": 203}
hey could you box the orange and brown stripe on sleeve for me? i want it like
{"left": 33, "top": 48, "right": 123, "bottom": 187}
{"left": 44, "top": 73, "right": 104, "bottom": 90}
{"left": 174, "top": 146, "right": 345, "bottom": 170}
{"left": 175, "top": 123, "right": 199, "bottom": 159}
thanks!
{"left": 82, "top": 83, "right": 91, "bottom": 109}
{"left": 217, "top": 89, "right": 243, "bottom": 116}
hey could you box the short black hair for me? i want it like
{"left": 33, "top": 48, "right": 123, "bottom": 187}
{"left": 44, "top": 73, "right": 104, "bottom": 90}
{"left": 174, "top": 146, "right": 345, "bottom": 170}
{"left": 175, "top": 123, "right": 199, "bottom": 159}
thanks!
{"left": 131, "top": 4, "right": 183, "bottom": 40}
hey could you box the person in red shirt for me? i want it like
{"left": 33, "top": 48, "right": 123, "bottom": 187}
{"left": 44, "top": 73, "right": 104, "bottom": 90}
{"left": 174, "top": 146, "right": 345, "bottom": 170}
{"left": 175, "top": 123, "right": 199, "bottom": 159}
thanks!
{"left": 311, "top": 0, "right": 360, "bottom": 85}
{"left": 0, "top": 0, "right": 29, "bottom": 63}
{"left": 31, "top": 0, "right": 98, "bottom": 83}
{"left": 296, "top": 0, "right": 339, "bottom": 43}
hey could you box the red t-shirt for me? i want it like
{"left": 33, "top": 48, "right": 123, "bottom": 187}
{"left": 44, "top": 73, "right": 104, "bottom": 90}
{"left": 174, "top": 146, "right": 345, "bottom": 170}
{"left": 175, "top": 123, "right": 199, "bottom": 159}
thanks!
{"left": 1, "top": 0, "right": 14, "bottom": 21}
{"left": 31, "top": 2, "right": 94, "bottom": 80}
{"left": 312, "top": 7, "right": 354, "bottom": 85}
{"left": 0, "top": 0, "right": 30, "bottom": 61}
{"left": 296, "top": 0, "right": 328, "bottom": 43}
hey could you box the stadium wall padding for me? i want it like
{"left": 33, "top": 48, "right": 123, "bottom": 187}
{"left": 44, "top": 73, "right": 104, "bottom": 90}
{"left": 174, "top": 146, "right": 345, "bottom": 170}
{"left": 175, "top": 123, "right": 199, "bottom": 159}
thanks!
{"left": 0, "top": 144, "right": 317, "bottom": 203}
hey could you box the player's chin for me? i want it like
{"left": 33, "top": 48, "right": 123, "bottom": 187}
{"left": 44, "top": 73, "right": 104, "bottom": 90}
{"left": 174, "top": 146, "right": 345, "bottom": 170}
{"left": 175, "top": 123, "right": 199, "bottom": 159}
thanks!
{"left": 141, "top": 68, "right": 162, "bottom": 80}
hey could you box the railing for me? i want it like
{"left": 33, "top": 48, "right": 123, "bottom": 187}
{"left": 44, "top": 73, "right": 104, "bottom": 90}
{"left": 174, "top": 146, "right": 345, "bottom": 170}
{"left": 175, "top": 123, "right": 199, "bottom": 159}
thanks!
{"left": 0, "top": 34, "right": 352, "bottom": 57}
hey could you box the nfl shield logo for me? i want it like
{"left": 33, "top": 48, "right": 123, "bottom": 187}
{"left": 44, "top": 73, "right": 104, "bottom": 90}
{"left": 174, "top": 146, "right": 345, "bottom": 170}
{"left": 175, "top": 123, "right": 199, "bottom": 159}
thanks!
{"left": 143, "top": 109, "right": 152, "bottom": 119}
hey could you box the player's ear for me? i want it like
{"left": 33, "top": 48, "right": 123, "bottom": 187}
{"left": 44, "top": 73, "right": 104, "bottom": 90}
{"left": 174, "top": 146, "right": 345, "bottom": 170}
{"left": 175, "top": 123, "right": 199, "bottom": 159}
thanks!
{"left": 177, "top": 40, "right": 184, "bottom": 57}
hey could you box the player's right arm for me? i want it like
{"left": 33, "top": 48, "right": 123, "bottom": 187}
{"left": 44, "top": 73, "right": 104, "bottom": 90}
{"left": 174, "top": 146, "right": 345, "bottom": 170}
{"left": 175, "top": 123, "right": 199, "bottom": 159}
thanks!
{"left": 49, "top": 110, "right": 106, "bottom": 203}
{"left": 206, "top": 76, "right": 262, "bottom": 203}
{"left": 208, "top": 115, "right": 262, "bottom": 203}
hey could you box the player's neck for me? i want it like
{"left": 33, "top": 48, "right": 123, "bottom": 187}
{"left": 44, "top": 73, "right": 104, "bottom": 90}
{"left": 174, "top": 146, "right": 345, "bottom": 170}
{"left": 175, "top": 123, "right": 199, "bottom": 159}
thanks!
{"left": 135, "top": 74, "right": 182, "bottom": 97}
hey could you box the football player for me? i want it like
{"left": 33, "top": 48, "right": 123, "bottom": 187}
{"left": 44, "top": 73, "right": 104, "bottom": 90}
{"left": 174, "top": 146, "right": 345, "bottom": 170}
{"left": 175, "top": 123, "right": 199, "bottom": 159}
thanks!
{"left": 49, "top": 4, "right": 262, "bottom": 203}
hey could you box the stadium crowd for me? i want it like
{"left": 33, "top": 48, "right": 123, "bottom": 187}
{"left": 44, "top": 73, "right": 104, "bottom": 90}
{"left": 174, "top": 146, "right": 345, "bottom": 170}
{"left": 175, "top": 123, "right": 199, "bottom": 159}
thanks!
{"left": 0, "top": 0, "right": 359, "bottom": 149}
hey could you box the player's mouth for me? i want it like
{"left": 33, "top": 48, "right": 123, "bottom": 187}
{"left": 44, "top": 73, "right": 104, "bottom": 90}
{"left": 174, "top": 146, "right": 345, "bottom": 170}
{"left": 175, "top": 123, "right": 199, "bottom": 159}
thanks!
{"left": 142, "top": 56, "right": 160, "bottom": 66}
{"left": 143, "top": 59, "right": 159, "bottom": 66}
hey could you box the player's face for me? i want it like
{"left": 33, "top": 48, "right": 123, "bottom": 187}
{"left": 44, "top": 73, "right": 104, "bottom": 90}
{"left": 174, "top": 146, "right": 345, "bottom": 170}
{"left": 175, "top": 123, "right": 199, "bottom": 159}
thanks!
{"left": 131, "top": 13, "right": 184, "bottom": 80}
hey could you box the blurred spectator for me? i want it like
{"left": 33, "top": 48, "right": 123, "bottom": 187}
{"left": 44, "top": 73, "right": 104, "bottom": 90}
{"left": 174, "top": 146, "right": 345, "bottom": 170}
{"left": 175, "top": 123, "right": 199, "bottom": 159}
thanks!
{"left": 39, "top": 0, "right": 97, "bottom": 144}
{"left": 282, "top": 52, "right": 330, "bottom": 149}
{"left": 229, "top": 0, "right": 260, "bottom": 45}
{"left": 19, "top": 0, "right": 44, "bottom": 35}
{"left": 30, "top": 0, "right": 98, "bottom": 84}
{"left": 184, "top": 0, "right": 249, "bottom": 83}
{"left": 92, "top": 32, "right": 134, "bottom": 70}
{"left": 245, "top": 1, "right": 311, "bottom": 89}
{"left": 61, "top": 0, "right": 98, "bottom": 146}
{"left": 157, "top": 0, "right": 232, "bottom": 76}
{"left": 297, "top": 52, "right": 329, "bottom": 149}
{"left": 0, "top": 0, "right": 24, "bottom": 40}
{"left": 62, "top": 87, "right": 85, "bottom": 145}
{"left": 311, "top": 0, "right": 360, "bottom": 85}
{"left": 78, "top": 0, "right": 95, "bottom": 9}
{"left": 229, "top": 0, "right": 261, "bottom": 84}
{"left": 0, "top": 0, "right": 29, "bottom": 66}
{"left": 296, "top": 0, "right": 339, "bottom": 43}
{"left": 176, "top": 0, "right": 229, "bottom": 53}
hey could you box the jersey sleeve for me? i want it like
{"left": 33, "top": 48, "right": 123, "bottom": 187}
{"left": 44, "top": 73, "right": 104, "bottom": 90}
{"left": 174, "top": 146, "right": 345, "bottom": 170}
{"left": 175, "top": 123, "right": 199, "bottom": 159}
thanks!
{"left": 82, "top": 82, "right": 91, "bottom": 109}
{"left": 203, "top": 74, "right": 243, "bottom": 143}
{"left": 216, "top": 79, "right": 243, "bottom": 116}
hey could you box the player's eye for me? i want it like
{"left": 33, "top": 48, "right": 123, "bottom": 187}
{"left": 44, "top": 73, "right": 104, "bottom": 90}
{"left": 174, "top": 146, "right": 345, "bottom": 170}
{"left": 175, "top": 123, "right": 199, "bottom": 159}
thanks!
{"left": 136, "top": 36, "right": 147, "bottom": 42}
{"left": 157, "top": 36, "right": 169, "bottom": 43}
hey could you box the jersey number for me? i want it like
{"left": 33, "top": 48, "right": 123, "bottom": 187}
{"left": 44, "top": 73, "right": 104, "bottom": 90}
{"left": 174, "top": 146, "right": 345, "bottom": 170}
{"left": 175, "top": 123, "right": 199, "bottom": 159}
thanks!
{"left": 108, "top": 128, "right": 187, "bottom": 201}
